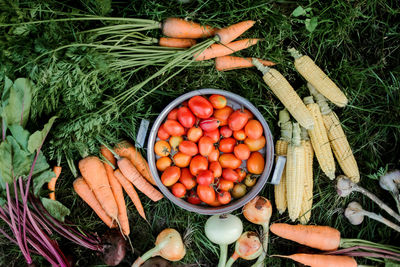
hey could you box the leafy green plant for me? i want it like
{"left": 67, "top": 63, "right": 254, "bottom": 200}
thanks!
{"left": 291, "top": 6, "right": 319, "bottom": 33}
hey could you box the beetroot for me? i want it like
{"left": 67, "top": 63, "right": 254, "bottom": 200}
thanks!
{"left": 102, "top": 229, "right": 127, "bottom": 266}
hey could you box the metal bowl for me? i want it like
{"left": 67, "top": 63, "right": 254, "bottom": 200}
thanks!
{"left": 147, "top": 89, "right": 274, "bottom": 215}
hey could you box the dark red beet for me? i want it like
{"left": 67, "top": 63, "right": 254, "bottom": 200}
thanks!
{"left": 101, "top": 229, "right": 126, "bottom": 266}
{"left": 142, "top": 257, "right": 172, "bottom": 267}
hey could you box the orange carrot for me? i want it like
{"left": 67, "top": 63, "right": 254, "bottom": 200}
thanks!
{"left": 215, "top": 56, "right": 275, "bottom": 71}
{"left": 114, "top": 141, "right": 157, "bottom": 186}
{"left": 117, "top": 157, "right": 163, "bottom": 202}
{"left": 48, "top": 166, "right": 62, "bottom": 200}
{"left": 194, "top": 38, "right": 260, "bottom": 61}
{"left": 79, "top": 156, "right": 119, "bottom": 221}
{"left": 276, "top": 254, "right": 357, "bottom": 267}
{"left": 101, "top": 146, "right": 130, "bottom": 236}
{"left": 159, "top": 37, "right": 197, "bottom": 48}
{"left": 114, "top": 169, "right": 147, "bottom": 221}
{"left": 270, "top": 223, "right": 341, "bottom": 251}
{"left": 162, "top": 17, "right": 217, "bottom": 39}
{"left": 73, "top": 177, "right": 116, "bottom": 228}
{"left": 215, "top": 20, "right": 255, "bottom": 44}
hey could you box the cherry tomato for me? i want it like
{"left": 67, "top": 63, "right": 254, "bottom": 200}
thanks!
{"left": 171, "top": 183, "right": 186, "bottom": 198}
{"left": 181, "top": 101, "right": 188, "bottom": 107}
{"left": 197, "top": 185, "right": 216, "bottom": 204}
{"left": 233, "top": 129, "right": 246, "bottom": 141}
{"left": 222, "top": 168, "right": 240, "bottom": 182}
{"left": 244, "top": 174, "right": 257, "bottom": 187}
{"left": 188, "top": 96, "right": 214, "bottom": 119}
{"left": 197, "top": 170, "right": 214, "bottom": 186}
{"left": 204, "top": 128, "right": 220, "bottom": 143}
{"left": 244, "top": 136, "right": 266, "bottom": 151}
{"left": 209, "top": 94, "right": 227, "bottom": 109}
{"left": 214, "top": 106, "right": 234, "bottom": 126}
{"left": 177, "top": 106, "right": 196, "bottom": 128}
{"left": 217, "top": 179, "right": 234, "bottom": 191}
{"left": 217, "top": 191, "right": 231, "bottom": 205}
{"left": 235, "top": 168, "right": 247, "bottom": 182}
{"left": 187, "top": 190, "right": 202, "bottom": 204}
{"left": 157, "top": 124, "right": 170, "bottom": 140}
{"left": 219, "top": 153, "right": 242, "bottom": 169}
{"left": 234, "top": 143, "right": 251, "bottom": 160}
{"left": 243, "top": 109, "right": 254, "bottom": 120}
{"left": 167, "top": 108, "right": 179, "bottom": 120}
{"left": 190, "top": 155, "right": 208, "bottom": 176}
{"left": 209, "top": 161, "right": 222, "bottom": 178}
{"left": 200, "top": 117, "right": 220, "bottom": 132}
{"left": 208, "top": 147, "right": 220, "bottom": 162}
{"left": 187, "top": 126, "right": 203, "bottom": 142}
{"left": 161, "top": 166, "right": 181, "bottom": 186}
{"left": 156, "top": 156, "right": 172, "bottom": 171}
{"left": 228, "top": 110, "right": 249, "bottom": 131}
{"left": 198, "top": 136, "right": 214, "bottom": 157}
{"left": 179, "top": 140, "right": 198, "bottom": 156}
{"left": 179, "top": 168, "right": 196, "bottom": 190}
{"left": 169, "top": 136, "right": 183, "bottom": 151}
{"left": 232, "top": 183, "right": 247, "bottom": 198}
{"left": 208, "top": 198, "right": 222, "bottom": 207}
{"left": 164, "top": 119, "right": 185, "bottom": 136}
{"left": 173, "top": 152, "right": 192, "bottom": 168}
{"left": 154, "top": 140, "right": 171, "bottom": 157}
{"left": 247, "top": 152, "right": 265, "bottom": 174}
{"left": 244, "top": 120, "right": 263, "bottom": 139}
{"left": 219, "top": 137, "right": 236, "bottom": 153}
{"left": 220, "top": 126, "right": 233, "bottom": 138}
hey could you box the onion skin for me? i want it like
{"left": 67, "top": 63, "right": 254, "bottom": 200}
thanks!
{"left": 156, "top": 228, "right": 186, "bottom": 261}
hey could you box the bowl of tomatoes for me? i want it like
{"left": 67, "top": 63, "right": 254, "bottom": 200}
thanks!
{"left": 147, "top": 89, "right": 274, "bottom": 215}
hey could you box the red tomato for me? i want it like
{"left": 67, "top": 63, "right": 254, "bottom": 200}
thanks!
{"left": 214, "top": 106, "right": 234, "bottom": 126}
{"left": 181, "top": 101, "right": 188, "bottom": 107}
{"left": 219, "top": 137, "right": 236, "bottom": 153}
{"left": 188, "top": 96, "right": 214, "bottom": 119}
{"left": 217, "top": 191, "right": 231, "bottom": 204}
{"left": 220, "top": 126, "right": 233, "bottom": 138}
{"left": 198, "top": 136, "right": 214, "bottom": 156}
{"left": 208, "top": 148, "right": 220, "bottom": 162}
{"left": 222, "top": 168, "right": 240, "bottom": 182}
{"left": 177, "top": 106, "right": 196, "bottom": 128}
{"left": 208, "top": 198, "right": 222, "bottom": 207}
{"left": 157, "top": 124, "right": 170, "bottom": 140}
{"left": 219, "top": 154, "right": 242, "bottom": 169}
{"left": 217, "top": 179, "right": 234, "bottom": 191}
{"left": 247, "top": 152, "right": 265, "bottom": 174}
{"left": 171, "top": 183, "right": 186, "bottom": 198}
{"left": 244, "top": 120, "right": 263, "bottom": 139}
{"left": 243, "top": 109, "right": 254, "bottom": 119}
{"left": 187, "top": 190, "right": 202, "bottom": 204}
{"left": 234, "top": 143, "right": 251, "bottom": 160}
{"left": 235, "top": 168, "right": 247, "bottom": 182}
{"left": 209, "top": 94, "right": 227, "bottom": 109}
{"left": 156, "top": 156, "right": 172, "bottom": 171}
{"left": 197, "top": 185, "right": 216, "bottom": 204}
{"left": 161, "top": 166, "right": 181, "bottom": 186}
{"left": 244, "top": 136, "right": 266, "bottom": 151}
{"left": 163, "top": 119, "right": 185, "bottom": 136}
{"left": 190, "top": 155, "right": 208, "bottom": 176}
{"left": 173, "top": 152, "right": 192, "bottom": 168}
{"left": 179, "top": 168, "right": 196, "bottom": 190}
{"left": 204, "top": 128, "right": 220, "bottom": 143}
{"left": 167, "top": 108, "right": 179, "bottom": 120}
{"left": 228, "top": 110, "right": 249, "bottom": 131}
{"left": 187, "top": 126, "right": 203, "bottom": 142}
{"left": 179, "top": 141, "right": 198, "bottom": 156}
{"left": 197, "top": 170, "right": 214, "bottom": 186}
{"left": 209, "top": 161, "right": 222, "bottom": 178}
{"left": 200, "top": 117, "right": 220, "bottom": 132}
{"left": 233, "top": 129, "right": 246, "bottom": 141}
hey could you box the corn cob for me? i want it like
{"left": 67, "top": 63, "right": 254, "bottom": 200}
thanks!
{"left": 299, "top": 127, "right": 314, "bottom": 224}
{"left": 253, "top": 59, "right": 314, "bottom": 129}
{"left": 308, "top": 83, "right": 360, "bottom": 183}
{"left": 289, "top": 48, "right": 348, "bottom": 107}
{"left": 274, "top": 109, "right": 292, "bottom": 214}
{"left": 304, "top": 96, "right": 336, "bottom": 180}
{"left": 286, "top": 123, "right": 305, "bottom": 221}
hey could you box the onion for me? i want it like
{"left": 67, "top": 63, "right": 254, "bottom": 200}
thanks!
{"left": 225, "top": 231, "right": 263, "bottom": 267}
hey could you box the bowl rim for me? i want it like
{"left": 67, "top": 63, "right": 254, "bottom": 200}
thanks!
{"left": 147, "top": 88, "right": 274, "bottom": 215}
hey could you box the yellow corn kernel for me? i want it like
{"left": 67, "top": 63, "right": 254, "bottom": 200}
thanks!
{"left": 299, "top": 128, "right": 314, "bottom": 224}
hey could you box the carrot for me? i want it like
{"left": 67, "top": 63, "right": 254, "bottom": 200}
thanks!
{"left": 162, "top": 17, "right": 217, "bottom": 39}
{"left": 159, "top": 37, "right": 197, "bottom": 48}
{"left": 194, "top": 38, "right": 260, "bottom": 61}
{"left": 114, "top": 169, "right": 147, "bottom": 221}
{"left": 48, "top": 166, "right": 62, "bottom": 200}
{"left": 215, "top": 56, "right": 275, "bottom": 71}
{"left": 73, "top": 177, "right": 116, "bottom": 228}
{"left": 117, "top": 157, "right": 163, "bottom": 202}
{"left": 78, "top": 156, "right": 119, "bottom": 221}
{"left": 215, "top": 20, "right": 255, "bottom": 44}
{"left": 114, "top": 141, "right": 157, "bottom": 185}
{"left": 101, "top": 146, "right": 130, "bottom": 236}
{"left": 276, "top": 254, "right": 357, "bottom": 267}
{"left": 269, "top": 223, "right": 341, "bottom": 251}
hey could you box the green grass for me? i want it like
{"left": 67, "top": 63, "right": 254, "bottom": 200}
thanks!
{"left": 0, "top": 0, "right": 400, "bottom": 266}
